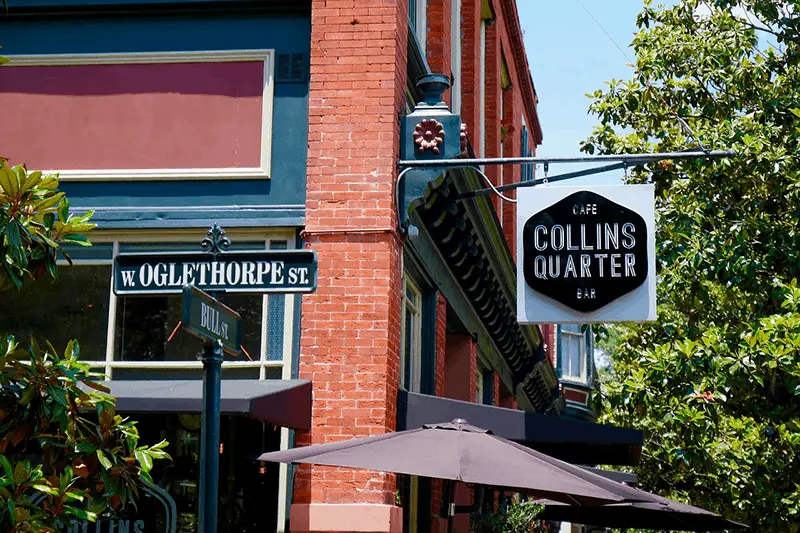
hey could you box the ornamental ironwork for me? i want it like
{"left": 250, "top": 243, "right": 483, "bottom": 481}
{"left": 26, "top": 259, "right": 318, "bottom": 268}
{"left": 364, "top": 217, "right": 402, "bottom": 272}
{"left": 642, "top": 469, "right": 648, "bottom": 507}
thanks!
{"left": 200, "top": 223, "right": 231, "bottom": 256}
{"left": 413, "top": 118, "right": 446, "bottom": 154}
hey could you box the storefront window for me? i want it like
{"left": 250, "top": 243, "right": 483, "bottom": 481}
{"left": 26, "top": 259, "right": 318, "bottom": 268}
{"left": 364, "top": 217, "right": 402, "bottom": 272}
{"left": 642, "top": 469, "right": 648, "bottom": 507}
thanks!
{"left": 1, "top": 236, "right": 294, "bottom": 380}
{"left": 114, "top": 293, "right": 263, "bottom": 363}
{"left": 0, "top": 265, "right": 111, "bottom": 361}
{"left": 113, "top": 414, "right": 282, "bottom": 533}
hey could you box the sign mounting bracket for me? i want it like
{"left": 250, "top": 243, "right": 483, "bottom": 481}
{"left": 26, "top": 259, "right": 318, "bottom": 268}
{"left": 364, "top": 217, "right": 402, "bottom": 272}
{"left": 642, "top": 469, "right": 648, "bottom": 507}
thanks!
{"left": 394, "top": 149, "right": 736, "bottom": 236}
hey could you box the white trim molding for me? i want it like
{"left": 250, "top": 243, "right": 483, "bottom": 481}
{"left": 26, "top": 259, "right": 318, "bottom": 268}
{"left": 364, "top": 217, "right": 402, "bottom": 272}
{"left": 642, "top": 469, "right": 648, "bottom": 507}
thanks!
{"left": 4, "top": 50, "right": 275, "bottom": 182}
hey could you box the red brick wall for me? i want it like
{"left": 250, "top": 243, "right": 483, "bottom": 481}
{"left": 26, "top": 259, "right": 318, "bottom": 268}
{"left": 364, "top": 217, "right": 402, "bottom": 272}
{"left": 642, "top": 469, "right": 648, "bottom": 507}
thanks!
{"left": 460, "top": 0, "right": 482, "bottom": 156}
{"left": 446, "top": 0, "right": 541, "bottom": 258}
{"left": 484, "top": 21, "right": 502, "bottom": 214}
{"left": 444, "top": 334, "right": 477, "bottom": 402}
{"left": 426, "top": 0, "right": 452, "bottom": 106}
{"left": 296, "top": 0, "right": 409, "bottom": 507}
{"left": 431, "top": 294, "right": 448, "bottom": 518}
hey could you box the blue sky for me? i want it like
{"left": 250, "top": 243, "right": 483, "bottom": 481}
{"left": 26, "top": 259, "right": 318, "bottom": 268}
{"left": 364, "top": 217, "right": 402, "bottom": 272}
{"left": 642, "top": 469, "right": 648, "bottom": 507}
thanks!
{"left": 516, "top": 1, "right": 645, "bottom": 184}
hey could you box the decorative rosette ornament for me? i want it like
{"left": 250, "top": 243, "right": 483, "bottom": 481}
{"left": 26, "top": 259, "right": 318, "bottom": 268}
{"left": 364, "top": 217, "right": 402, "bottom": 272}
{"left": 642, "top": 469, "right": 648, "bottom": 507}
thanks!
{"left": 413, "top": 118, "right": 446, "bottom": 154}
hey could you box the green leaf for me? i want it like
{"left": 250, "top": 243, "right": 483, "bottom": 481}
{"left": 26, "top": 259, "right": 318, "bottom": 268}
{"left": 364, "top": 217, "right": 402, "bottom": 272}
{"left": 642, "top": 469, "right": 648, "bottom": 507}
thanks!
{"left": 32, "top": 484, "right": 60, "bottom": 496}
{"left": 80, "top": 379, "right": 110, "bottom": 394}
{"left": 134, "top": 450, "right": 153, "bottom": 472}
{"left": 64, "top": 506, "right": 95, "bottom": 521}
{"left": 0, "top": 455, "right": 13, "bottom": 478}
{"left": 57, "top": 196, "right": 70, "bottom": 223}
{"left": 35, "top": 192, "right": 65, "bottom": 212}
{"left": 0, "top": 166, "right": 20, "bottom": 198}
{"left": 13, "top": 461, "right": 28, "bottom": 486}
{"left": 62, "top": 234, "right": 92, "bottom": 246}
{"left": 96, "top": 449, "right": 112, "bottom": 470}
{"left": 22, "top": 170, "right": 43, "bottom": 193}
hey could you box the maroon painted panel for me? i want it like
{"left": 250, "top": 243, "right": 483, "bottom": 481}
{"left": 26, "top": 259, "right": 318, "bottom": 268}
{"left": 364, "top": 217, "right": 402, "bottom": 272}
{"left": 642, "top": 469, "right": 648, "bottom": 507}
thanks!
{"left": 0, "top": 61, "right": 264, "bottom": 170}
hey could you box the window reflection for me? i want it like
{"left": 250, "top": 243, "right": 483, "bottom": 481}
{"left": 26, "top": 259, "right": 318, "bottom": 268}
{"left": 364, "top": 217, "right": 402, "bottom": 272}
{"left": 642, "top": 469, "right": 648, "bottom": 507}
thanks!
{"left": 114, "top": 294, "right": 263, "bottom": 362}
{"left": 560, "top": 324, "right": 586, "bottom": 380}
{"left": 0, "top": 265, "right": 110, "bottom": 361}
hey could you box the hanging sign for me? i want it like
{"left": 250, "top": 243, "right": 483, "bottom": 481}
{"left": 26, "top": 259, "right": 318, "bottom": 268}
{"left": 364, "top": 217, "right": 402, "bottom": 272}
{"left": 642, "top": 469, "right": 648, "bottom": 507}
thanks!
{"left": 113, "top": 250, "right": 317, "bottom": 295}
{"left": 181, "top": 285, "right": 243, "bottom": 356}
{"left": 516, "top": 184, "right": 656, "bottom": 324}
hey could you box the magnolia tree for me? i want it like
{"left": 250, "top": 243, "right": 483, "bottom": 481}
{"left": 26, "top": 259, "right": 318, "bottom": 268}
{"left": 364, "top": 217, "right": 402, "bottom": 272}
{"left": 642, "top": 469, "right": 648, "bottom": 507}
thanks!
{"left": 585, "top": 0, "right": 800, "bottom": 531}
{"left": 0, "top": 160, "right": 169, "bottom": 533}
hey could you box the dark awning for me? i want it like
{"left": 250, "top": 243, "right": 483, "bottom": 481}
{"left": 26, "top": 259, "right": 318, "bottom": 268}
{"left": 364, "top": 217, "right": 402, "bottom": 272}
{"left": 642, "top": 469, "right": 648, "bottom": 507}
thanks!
{"left": 98, "top": 379, "right": 312, "bottom": 430}
{"left": 397, "top": 390, "right": 642, "bottom": 466}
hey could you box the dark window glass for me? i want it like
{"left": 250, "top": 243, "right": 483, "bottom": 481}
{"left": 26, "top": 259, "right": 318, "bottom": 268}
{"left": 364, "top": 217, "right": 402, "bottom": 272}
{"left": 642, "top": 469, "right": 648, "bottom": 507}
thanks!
{"left": 0, "top": 266, "right": 110, "bottom": 361}
{"left": 114, "top": 293, "right": 263, "bottom": 362}
{"left": 128, "top": 414, "right": 282, "bottom": 533}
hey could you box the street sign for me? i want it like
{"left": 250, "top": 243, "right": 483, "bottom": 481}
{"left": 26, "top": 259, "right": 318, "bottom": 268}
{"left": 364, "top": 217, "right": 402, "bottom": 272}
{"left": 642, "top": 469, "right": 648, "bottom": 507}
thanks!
{"left": 113, "top": 249, "right": 317, "bottom": 295}
{"left": 181, "top": 285, "right": 243, "bottom": 356}
{"left": 517, "top": 184, "right": 656, "bottom": 324}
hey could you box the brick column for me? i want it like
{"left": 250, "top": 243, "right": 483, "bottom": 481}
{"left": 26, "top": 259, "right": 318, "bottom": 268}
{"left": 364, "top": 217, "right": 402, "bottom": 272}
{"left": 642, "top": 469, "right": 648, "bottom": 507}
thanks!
{"left": 443, "top": 333, "right": 477, "bottom": 533}
{"left": 501, "top": 88, "right": 522, "bottom": 259}
{"left": 460, "top": 0, "right": 482, "bottom": 153}
{"left": 292, "top": 1, "right": 409, "bottom": 532}
{"left": 426, "top": 0, "right": 452, "bottom": 105}
{"left": 484, "top": 20, "right": 502, "bottom": 215}
{"left": 431, "top": 295, "right": 449, "bottom": 533}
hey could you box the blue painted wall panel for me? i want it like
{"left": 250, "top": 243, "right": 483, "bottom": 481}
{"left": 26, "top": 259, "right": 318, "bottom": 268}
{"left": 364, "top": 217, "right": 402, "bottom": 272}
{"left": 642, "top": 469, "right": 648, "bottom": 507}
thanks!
{"left": 1, "top": 12, "right": 310, "bottom": 229}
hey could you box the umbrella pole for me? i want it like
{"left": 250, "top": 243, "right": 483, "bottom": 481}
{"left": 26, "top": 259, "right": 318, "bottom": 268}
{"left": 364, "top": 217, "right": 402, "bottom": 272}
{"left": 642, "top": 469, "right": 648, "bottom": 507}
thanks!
{"left": 446, "top": 480, "right": 455, "bottom": 533}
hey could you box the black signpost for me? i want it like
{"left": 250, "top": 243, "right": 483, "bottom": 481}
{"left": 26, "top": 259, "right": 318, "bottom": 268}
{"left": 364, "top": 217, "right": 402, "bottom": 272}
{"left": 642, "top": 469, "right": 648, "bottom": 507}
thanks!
{"left": 111, "top": 224, "right": 318, "bottom": 533}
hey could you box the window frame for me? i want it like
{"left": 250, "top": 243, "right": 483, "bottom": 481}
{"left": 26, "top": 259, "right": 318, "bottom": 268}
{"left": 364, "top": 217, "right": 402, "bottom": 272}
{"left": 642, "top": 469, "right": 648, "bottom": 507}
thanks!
{"left": 401, "top": 275, "right": 424, "bottom": 393}
{"left": 409, "top": 0, "right": 428, "bottom": 55}
{"left": 2, "top": 50, "right": 276, "bottom": 182}
{"left": 51, "top": 229, "right": 297, "bottom": 381}
{"left": 557, "top": 324, "right": 591, "bottom": 382}
{"left": 450, "top": 0, "right": 462, "bottom": 115}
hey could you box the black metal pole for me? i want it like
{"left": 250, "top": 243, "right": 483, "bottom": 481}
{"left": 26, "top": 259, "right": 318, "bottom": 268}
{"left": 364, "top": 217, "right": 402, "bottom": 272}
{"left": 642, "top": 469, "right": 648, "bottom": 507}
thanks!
{"left": 397, "top": 149, "right": 737, "bottom": 168}
{"left": 199, "top": 339, "right": 223, "bottom": 533}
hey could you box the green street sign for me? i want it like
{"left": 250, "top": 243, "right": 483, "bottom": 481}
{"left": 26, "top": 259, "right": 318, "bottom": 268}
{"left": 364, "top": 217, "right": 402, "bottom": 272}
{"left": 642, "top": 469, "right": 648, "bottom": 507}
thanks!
{"left": 181, "top": 285, "right": 243, "bottom": 356}
{"left": 113, "top": 249, "right": 318, "bottom": 295}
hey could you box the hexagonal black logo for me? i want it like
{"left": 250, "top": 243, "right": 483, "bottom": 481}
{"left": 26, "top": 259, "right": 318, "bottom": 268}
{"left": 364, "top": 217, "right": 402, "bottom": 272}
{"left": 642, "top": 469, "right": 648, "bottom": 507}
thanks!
{"left": 522, "top": 190, "right": 648, "bottom": 313}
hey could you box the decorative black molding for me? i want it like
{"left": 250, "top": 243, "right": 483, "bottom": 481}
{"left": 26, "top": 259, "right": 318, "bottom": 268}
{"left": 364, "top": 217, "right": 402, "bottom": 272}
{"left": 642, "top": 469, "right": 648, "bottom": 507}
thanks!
{"left": 200, "top": 223, "right": 231, "bottom": 256}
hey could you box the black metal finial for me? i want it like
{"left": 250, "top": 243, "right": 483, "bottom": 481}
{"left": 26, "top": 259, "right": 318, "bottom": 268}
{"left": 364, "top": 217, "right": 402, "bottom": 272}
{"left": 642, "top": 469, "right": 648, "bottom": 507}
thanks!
{"left": 201, "top": 223, "right": 231, "bottom": 255}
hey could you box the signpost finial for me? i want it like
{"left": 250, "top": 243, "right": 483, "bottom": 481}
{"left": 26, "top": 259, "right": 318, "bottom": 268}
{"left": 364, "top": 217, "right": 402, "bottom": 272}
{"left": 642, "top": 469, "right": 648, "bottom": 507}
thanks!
{"left": 201, "top": 223, "right": 231, "bottom": 256}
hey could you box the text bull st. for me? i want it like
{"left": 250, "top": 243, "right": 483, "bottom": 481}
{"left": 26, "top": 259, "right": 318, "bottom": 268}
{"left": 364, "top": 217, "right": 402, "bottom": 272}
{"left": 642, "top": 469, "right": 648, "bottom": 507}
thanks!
{"left": 119, "top": 260, "right": 308, "bottom": 290}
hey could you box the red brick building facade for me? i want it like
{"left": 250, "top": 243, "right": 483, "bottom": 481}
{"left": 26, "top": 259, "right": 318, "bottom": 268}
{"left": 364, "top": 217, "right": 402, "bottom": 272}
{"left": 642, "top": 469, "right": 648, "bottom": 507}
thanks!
{"left": 294, "top": 1, "right": 551, "bottom": 532}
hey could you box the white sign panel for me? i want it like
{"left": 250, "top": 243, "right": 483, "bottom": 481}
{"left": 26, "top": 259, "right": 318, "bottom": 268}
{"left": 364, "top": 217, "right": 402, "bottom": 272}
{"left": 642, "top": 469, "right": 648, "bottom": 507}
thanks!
{"left": 516, "top": 184, "right": 656, "bottom": 324}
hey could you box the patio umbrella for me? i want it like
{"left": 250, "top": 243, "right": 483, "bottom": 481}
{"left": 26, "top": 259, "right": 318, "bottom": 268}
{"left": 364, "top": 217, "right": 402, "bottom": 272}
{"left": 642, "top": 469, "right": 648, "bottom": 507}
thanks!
{"left": 535, "top": 491, "right": 748, "bottom": 531}
{"left": 258, "top": 419, "right": 666, "bottom": 506}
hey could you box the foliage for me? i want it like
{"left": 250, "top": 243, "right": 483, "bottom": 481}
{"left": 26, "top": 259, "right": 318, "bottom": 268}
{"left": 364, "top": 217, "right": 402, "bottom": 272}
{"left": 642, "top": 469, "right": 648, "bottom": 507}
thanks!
{"left": 584, "top": 0, "right": 800, "bottom": 531}
{"left": 0, "top": 161, "right": 170, "bottom": 532}
{"left": 470, "top": 500, "right": 550, "bottom": 533}
{"left": 0, "top": 337, "right": 171, "bottom": 532}
{"left": 0, "top": 159, "right": 95, "bottom": 292}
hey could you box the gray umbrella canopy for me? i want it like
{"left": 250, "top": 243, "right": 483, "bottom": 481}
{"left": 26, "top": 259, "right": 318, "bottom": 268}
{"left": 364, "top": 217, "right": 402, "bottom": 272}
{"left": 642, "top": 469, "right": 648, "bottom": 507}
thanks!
{"left": 260, "top": 419, "right": 662, "bottom": 506}
{"left": 536, "top": 491, "right": 748, "bottom": 531}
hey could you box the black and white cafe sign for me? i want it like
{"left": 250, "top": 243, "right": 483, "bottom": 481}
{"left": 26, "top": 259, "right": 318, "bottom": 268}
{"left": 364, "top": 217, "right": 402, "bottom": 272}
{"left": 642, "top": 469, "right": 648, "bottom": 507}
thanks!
{"left": 516, "top": 184, "right": 656, "bottom": 324}
{"left": 113, "top": 250, "right": 317, "bottom": 295}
